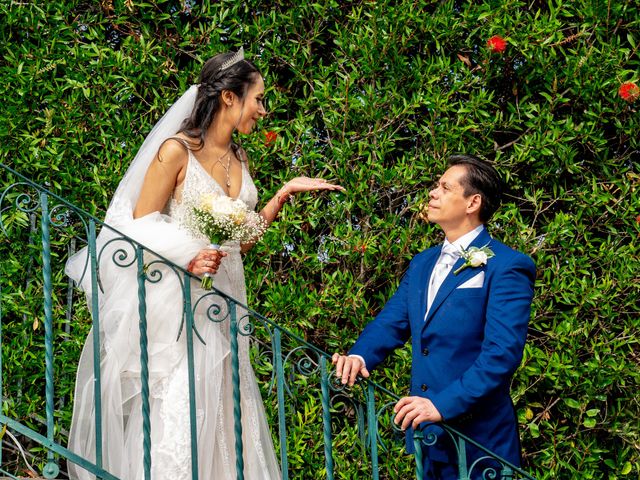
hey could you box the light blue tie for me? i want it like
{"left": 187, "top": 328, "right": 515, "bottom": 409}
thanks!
{"left": 426, "top": 243, "right": 460, "bottom": 315}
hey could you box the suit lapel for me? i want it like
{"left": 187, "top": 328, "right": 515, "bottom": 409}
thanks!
{"left": 422, "top": 229, "right": 493, "bottom": 329}
{"left": 413, "top": 249, "right": 439, "bottom": 327}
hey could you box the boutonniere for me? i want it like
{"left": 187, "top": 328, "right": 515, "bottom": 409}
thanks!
{"left": 454, "top": 244, "right": 495, "bottom": 275}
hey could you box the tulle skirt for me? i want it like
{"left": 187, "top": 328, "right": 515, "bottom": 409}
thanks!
{"left": 66, "top": 213, "right": 281, "bottom": 480}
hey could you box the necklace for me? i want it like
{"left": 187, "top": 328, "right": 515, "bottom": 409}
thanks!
{"left": 211, "top": 144, "right": 233, "bottom": 189}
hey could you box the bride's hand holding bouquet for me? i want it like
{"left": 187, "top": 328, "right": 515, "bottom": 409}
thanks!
{"left": 188, "top": 193, "right": 267, "bottom": 289}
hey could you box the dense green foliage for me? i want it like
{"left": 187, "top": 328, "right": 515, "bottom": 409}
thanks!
{"left": 1, "top": 0, "right": 639, "bottom": 478}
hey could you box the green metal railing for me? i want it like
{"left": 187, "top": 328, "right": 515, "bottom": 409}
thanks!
{"left": 0, "top": 163, "right": 535, "bottom": 479}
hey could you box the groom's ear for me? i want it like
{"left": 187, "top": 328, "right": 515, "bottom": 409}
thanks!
{"left": 465, "top": 193, "right": 482, "bottom": 216}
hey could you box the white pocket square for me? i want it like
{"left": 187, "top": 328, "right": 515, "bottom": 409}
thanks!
{"left": 458, "top": 272, "right": 484, "bottom": 289}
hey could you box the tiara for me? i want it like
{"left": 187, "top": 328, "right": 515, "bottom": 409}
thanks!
{"left": 219, "top": 47, "right": 245, "bottom": 71}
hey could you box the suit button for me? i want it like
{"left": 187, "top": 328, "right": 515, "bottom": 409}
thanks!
{"left": 422, "top": 348, "right": 429, "bottom": 356}
{"left": 421, "top": 384, "right": 428, "bottom": 392}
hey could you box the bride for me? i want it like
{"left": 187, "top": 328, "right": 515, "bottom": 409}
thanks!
{"left": 65, "top": 48, "right": 344, "bottom": 479}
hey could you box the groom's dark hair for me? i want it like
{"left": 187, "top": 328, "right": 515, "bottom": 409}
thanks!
{"left": 448, "top": 154, "right": 503, "bottom": 222}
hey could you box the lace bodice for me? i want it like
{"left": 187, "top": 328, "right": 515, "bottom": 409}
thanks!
{"left": 168, "top": 149, "right": 259, "bottom": 237}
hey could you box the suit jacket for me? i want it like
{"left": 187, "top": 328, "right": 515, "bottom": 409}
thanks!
{"left": 349, "top": 228, "right": 536, "bottom": 467}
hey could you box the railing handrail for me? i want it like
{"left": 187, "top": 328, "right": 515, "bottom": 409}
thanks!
{"left": 0, "top": 162, "right": 536, "bottom": 480}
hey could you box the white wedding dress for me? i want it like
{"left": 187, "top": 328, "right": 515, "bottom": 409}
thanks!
{"left": 67, "top": 149, "right": 281, "bottom": 480}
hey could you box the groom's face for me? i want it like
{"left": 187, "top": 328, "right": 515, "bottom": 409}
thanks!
{"left": 427, "top": 165, "right": 476, "bottom": 227}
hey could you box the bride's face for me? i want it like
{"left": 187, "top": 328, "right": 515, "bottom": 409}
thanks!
{"left": 233, "top": 75, "right": 266, "bottom": 135}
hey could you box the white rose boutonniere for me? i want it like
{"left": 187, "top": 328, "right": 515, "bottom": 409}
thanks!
{"left": 454, "top": 245, "right": 495, "bottom": 275}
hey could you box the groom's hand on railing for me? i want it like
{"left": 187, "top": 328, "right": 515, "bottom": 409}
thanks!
{"left": 331, "top": 353, "right": 370, "bottom": 387}
{"left": 393, "top": 396, "right": 443, "bottom": 430}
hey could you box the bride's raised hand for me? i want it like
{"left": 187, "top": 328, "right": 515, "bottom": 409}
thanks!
{"left": 259, "top": 177, "right": 346, "bottom": 234}
{"left": 279, "top": 177, "right": 345, "bottom": 201}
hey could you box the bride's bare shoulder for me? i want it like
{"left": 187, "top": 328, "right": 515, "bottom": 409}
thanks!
{"left": 156, "top": 135, "right": 195, "bottom": 166}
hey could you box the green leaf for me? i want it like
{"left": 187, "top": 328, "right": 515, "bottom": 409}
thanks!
{"left": 564, "top": 398, "right": 581, "bottom": 409}
{"left": 528, "top": 422, "right": 540, "bottom": 438}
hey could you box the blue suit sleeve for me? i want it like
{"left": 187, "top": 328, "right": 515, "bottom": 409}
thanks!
{"left": 348, "top": 258, "right": 416, "bottom": 371}
{"left": 428, "top": 253, "right": 536, "bottom": 421}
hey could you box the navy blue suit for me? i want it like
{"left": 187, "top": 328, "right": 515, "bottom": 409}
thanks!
{"left": 349, "top": 228, "right": 535, "bottom": 478}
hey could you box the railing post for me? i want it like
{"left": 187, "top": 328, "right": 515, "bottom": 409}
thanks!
{"left": 229, "top": 301, "right": 244, "bottom": 480}
{"left": 273, "top": 329, "right": 289, "bottom": 479}
{"left": 40, "top": 193, "right": 59, "bottom": 479}
{"left": 366, "top": 382, "right": 379, "bottom": 480}
{"left": 183, "top": 276, "right": 199, "bottom": 479}
{"left": 413, "top": 430, "right": 424, "bottom": 480}
{"left": 457, "top": 436, "right": 469, "bottom": 480}
{"left": 136, "top": 246, "right": 151, "bottom": 480}
{"left": 88, "top": 220, "right": 104, "bottom": 474}
{"left": 320, "top": 356, "right": 334, "bottom": 479}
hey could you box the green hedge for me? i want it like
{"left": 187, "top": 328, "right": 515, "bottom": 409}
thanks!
{"left": 1, "top": 1, "right": 638, "bottom": 478}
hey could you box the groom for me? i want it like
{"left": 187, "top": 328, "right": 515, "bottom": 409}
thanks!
{"left": 333, "top": 155, "right": 535, "bottom": 479}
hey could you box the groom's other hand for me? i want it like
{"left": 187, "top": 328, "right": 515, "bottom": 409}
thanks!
{"left": 331, "top": 353, "right": 370, "bottom": 386}
{"left": 393, "top": 396, "right": 443, "bottom": 430}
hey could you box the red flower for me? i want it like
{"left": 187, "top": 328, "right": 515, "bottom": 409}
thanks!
{"left": 353, "top": 244, "right": 367, "bottom": 254}
{"left": 487, "top": 35, "right": 507, "bottom": 54}
{"left": 264, "top": 130, "right": 277, "bottom": 146}
{"left": 636, "top": 214, "right": 640, "bottom": 224}
{"left": 618, "top": 82, "right": 639, "bottom": 102}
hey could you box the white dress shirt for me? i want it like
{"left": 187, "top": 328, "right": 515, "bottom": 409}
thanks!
{"left": 424, "top": 224, "right": 485, "bottom": 318}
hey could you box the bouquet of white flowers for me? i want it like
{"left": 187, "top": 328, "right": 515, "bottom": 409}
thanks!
{"left": 190, "top": 193, "right": 267, "bottom": 289}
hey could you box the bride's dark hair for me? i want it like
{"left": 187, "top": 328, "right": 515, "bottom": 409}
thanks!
{"left": 178, "top": 51, "right": 261, "bottom": 152}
